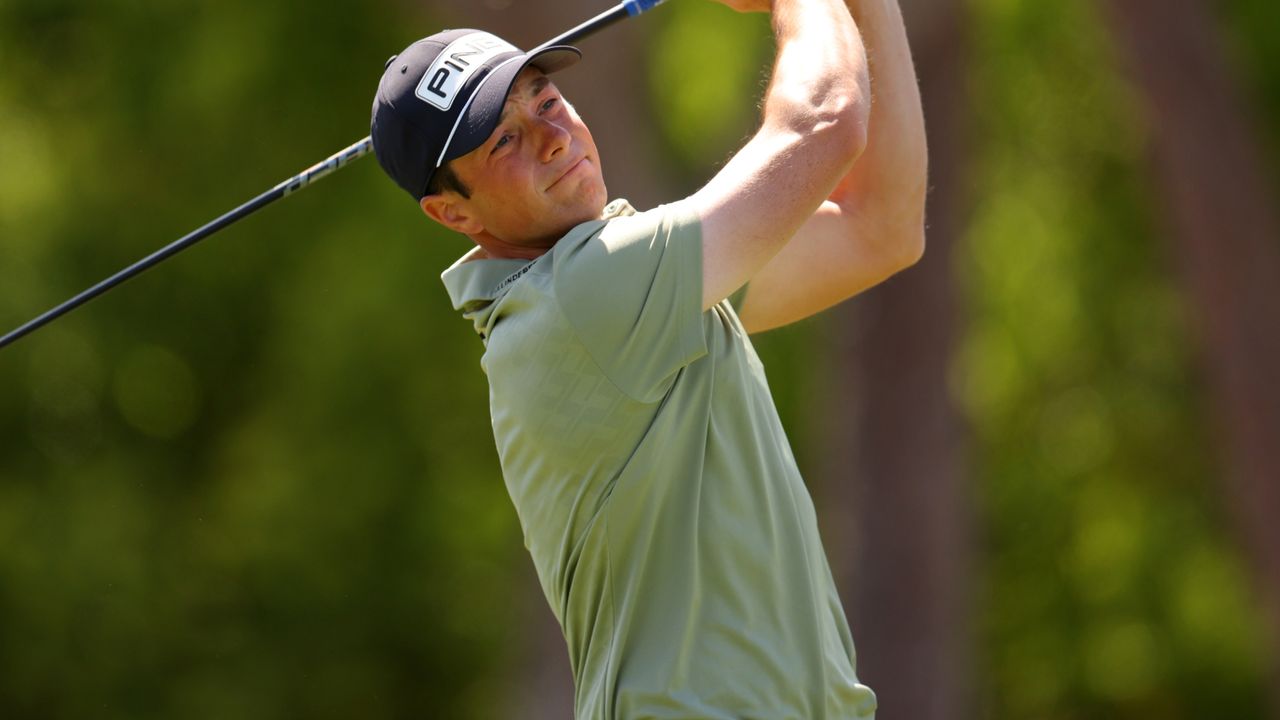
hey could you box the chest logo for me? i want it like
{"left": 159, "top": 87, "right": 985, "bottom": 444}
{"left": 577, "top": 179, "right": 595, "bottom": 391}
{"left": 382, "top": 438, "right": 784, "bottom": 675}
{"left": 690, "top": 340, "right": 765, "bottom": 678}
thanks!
{"left": 416, "top": 32, "right": 519, "bottom": 111}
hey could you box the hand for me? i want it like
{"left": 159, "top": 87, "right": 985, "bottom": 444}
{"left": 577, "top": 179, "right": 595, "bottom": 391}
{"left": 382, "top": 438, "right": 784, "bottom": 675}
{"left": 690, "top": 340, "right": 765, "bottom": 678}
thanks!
{"left": 710, "top": 0, "right": 772, "bottom": 13}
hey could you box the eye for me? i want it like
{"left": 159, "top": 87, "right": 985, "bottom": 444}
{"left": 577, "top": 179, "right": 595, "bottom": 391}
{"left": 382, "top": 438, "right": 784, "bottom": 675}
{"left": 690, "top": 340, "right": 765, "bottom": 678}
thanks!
{"left": 540, "top": 97, "right": 558, "bottom": 113}
{"left": 490, "top": 133, "right": 513, "bottom": 154}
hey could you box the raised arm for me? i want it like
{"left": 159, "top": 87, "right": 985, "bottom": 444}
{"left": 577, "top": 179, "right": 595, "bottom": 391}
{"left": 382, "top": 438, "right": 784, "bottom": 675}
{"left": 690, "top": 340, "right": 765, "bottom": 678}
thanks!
{"left": 735, "top": 0, "right": 929, "bottom": 332}
{"left": 695, "top": 0, "right": 871, "bottom": 311}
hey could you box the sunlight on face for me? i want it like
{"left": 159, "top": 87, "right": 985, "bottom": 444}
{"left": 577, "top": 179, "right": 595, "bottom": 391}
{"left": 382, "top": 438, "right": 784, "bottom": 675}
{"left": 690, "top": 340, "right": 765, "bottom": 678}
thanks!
{"left": 450, "top": 68, "right": 608, "bottom": 252}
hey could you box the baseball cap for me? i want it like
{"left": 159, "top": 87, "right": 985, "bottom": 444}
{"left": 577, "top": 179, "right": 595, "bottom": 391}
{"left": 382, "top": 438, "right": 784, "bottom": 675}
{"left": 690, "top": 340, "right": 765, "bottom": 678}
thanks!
{"left": 371, "top": 29, "right": 581, "bottom": 200}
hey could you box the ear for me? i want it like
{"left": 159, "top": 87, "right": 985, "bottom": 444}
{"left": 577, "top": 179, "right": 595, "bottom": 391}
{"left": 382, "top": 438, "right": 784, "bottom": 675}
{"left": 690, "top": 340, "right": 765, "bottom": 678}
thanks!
{"left": 420, "top": 194, "right": 484, "bottom": 235}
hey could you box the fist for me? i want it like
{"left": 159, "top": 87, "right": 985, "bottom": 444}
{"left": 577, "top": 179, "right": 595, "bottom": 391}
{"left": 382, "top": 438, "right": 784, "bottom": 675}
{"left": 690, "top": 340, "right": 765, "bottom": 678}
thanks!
{"left": 710, "top": 0, "right": 772, "bottom": 12}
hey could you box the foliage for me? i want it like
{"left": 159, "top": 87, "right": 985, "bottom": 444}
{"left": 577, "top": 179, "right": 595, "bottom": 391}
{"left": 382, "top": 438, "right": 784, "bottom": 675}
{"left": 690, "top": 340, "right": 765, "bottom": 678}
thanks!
{"left": 0, "top": 0, "right": 1277, "bottom": 717}
{"left": 961, "top": 0, "right": 1275, "bottom": 716}
{"left": 1, "top": 1, "right": 522, "bottom": 717}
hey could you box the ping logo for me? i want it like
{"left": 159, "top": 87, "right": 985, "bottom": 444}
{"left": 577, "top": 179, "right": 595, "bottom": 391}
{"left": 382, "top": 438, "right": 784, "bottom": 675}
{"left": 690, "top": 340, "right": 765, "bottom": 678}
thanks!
{"left": 415, "top": 32, "right": 519, "bottom": 111}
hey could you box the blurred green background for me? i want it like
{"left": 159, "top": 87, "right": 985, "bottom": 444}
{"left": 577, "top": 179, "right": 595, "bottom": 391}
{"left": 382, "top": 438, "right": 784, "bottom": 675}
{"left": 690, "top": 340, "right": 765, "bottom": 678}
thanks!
{"left": 1, "top": 0, "right": 1278, "bottom": 718}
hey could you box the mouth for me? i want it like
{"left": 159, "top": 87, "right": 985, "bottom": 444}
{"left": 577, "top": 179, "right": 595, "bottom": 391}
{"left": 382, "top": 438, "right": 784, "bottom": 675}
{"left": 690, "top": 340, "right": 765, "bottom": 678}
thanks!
{"left": 546, "top": 157, "right": 588, "bottom": 191}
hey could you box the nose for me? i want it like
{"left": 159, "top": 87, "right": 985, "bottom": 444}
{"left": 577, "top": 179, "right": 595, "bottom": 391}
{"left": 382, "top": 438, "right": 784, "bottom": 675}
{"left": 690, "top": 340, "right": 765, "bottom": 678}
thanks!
{"left": 534, "top": 117, "right": 571, "bottom": 164}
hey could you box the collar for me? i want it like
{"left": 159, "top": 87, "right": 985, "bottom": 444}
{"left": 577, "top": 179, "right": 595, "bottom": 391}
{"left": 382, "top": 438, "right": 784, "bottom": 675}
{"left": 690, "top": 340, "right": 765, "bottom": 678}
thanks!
{"left": 440, "top": 199, "right": 637, "bottom": 318}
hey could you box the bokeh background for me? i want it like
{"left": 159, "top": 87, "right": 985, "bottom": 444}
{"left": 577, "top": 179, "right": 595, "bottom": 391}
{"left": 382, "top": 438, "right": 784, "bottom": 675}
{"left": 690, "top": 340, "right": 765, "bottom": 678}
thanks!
{"left": 2, "top": 0, "right": 1278, "bottom": 718}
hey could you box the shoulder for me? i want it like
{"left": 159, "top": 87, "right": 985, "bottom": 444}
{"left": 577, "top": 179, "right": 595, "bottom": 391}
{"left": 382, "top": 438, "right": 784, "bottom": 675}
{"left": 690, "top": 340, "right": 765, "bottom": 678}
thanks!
{"left": 551, "top": 200, "right": 702, "bottom": 277}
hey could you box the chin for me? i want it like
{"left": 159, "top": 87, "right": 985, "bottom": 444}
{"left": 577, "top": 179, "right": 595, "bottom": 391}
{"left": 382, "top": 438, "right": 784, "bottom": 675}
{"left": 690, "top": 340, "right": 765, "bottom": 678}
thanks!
{"left": 558, "top": 177, "right": 606, "bottom": 217}
{"left": 578, "top": 191, "right": 609, "bottom": 223}
{"left": 540, "top": 174, "right": 607, "bottom": 238}
{"left": 584, "top": 176, "right": 609, "bottom": 215}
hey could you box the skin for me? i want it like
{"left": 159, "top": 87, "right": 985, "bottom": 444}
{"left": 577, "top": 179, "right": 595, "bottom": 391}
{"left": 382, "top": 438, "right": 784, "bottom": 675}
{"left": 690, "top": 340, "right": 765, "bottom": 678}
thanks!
{"left": 419, "top": 71, "right": 608, "bottom": 260}
{"left": 728, "top": 0, "right": 928, "bottom": 332}
{"left": 691, "top": 0, "right": 873, "bottom": 317}
{"left": 422, "top": 0, "right": 927, "bottom": 335}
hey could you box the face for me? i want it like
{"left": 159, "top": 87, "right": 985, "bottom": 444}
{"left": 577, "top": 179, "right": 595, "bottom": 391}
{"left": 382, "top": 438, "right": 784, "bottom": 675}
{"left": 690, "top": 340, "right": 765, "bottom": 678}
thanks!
{"left": 421, "top": 68, "right": 607, "bottom": 257}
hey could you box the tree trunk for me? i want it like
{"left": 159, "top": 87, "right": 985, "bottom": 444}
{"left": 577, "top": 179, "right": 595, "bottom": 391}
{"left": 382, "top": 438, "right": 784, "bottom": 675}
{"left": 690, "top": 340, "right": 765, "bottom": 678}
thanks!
{"left": 819, "top": 1, "right": 972, "bottom": 718}
{"left": 1099, "top": 1, "right": 1280, "bottom": 713}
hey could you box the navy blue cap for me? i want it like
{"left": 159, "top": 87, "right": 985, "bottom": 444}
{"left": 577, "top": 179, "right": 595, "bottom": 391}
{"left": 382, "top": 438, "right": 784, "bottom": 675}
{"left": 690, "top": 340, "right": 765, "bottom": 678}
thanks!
{"left": 371, "top": 29, "right": 581, "bottom": 200}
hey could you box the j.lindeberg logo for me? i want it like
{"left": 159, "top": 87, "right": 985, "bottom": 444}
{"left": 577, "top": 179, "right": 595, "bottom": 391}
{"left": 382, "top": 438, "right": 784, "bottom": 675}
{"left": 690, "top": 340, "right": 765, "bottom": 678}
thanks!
{"left": 416, "top": 32, "right": 519, "bottom": 111}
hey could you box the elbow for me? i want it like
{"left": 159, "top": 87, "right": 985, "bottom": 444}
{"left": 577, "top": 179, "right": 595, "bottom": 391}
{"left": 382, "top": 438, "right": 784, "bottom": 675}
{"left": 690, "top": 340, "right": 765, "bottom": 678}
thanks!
{"left": 773, "top": 80, "right": 870, "bottom": 167}
{"left": 767, "top": 34, "right": 872, "bottom": 168}
{"left": 891, "top": 182, "right": 929, "bottom": 270}
{"left": 836, "top": 113, "right": 869, "bottom": 167}
{"left": 827, "top": 65, "right": 872, "bottom": 161}
{"left": 880, "top": 204, "right": 927, "bottom": 274}
{"left": 812, "top": 87, "right": 870, "bottom": 166}
{"left": 898, "top": 225, "right": 926, "bottom": 270}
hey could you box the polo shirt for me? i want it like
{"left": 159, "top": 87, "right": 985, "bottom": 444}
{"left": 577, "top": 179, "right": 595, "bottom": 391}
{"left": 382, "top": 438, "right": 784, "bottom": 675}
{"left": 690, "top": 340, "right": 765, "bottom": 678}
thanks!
{"left": 441, "top": 199, "right": 876, "bottom": 719}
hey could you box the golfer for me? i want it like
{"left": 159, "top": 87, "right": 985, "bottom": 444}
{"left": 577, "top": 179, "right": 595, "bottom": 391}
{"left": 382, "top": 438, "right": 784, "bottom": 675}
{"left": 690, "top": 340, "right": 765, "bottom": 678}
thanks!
{"left": 371, "top": 0, "right": 924, "bottom": 715}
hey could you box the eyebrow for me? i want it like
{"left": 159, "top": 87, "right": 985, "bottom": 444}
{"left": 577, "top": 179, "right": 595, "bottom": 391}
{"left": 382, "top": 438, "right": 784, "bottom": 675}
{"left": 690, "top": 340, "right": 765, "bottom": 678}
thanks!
{"left": 499, "top": 75, "right": 552, "bottom": 124}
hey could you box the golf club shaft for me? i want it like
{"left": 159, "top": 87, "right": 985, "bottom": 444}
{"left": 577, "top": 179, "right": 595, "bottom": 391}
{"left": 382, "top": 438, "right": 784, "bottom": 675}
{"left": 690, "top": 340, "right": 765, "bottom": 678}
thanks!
{"left": 0, "top": 0, "right": 667, "bottom": 350}
{"left": 0, "top": 138, "right": 371, "bottom": 351}
{"left": 535, "top": 0, "right": 659, "bottom": 52}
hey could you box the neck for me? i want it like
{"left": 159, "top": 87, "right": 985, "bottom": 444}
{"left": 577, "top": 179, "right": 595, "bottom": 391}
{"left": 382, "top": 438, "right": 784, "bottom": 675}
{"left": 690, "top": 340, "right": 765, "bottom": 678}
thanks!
{"left": 469, "top": 230, "right": 557, "bottom": 261}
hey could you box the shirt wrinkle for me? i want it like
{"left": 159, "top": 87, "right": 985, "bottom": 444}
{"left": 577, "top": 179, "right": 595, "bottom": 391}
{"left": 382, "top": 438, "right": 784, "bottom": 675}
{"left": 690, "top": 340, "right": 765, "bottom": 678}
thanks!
{"left": 441, "top": 199, "right": 876, "bottom": 720}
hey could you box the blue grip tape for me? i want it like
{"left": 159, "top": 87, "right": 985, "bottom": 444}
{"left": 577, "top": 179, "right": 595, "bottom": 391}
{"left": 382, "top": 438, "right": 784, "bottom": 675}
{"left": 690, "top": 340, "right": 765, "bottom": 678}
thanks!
{"left": 624, "top": 0, "right": 665, "bottom": 16}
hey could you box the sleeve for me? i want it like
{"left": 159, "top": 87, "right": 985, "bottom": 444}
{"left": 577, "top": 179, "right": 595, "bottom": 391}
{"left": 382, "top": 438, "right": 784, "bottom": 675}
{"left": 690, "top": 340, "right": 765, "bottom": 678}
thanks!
{"left": 727, "top": 283, "right": 751, "bottom": 313}
{"left": 553, "top": 202, "right": 707, "bottom": 403}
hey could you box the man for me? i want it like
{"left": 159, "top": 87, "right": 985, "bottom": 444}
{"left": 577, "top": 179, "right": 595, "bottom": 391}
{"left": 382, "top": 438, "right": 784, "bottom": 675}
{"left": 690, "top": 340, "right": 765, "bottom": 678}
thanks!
{"left": 370, "top": 0, "right": 925, "bottom": 716}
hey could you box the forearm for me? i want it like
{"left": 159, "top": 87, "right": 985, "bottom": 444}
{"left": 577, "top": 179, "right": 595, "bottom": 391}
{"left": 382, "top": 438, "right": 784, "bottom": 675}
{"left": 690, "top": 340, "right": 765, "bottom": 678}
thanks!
{"left": 694, "top": 0, "right": 871, "bottom": 308}
{"left": 765, "top": 0, "right": 871, "bottom": 146}
{"left": 833, "top": 0, "right": 927, "bottom": 217}
{"left": 722, "top": 0, "right": 925, "bottom": 330}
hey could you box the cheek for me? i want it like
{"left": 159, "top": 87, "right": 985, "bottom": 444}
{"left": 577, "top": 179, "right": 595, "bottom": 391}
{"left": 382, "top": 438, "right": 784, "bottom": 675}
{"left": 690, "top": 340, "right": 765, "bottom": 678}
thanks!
{"left": 478, "top": 164, "right": 534, "bottom": 204}
{"left": 564, "top": 106, "right": 596, "bottom": 146}
{"left": 578, "top": 129, "right": 600, "bottom": 159}
{"left": 488, "top": 176, "right": 550, "bottom": 230}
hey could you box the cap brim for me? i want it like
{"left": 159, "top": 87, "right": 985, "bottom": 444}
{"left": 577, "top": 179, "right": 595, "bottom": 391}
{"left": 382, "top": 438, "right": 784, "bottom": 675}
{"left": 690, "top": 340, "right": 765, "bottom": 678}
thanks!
{"left": 440, "top": 45, "right": 582, "bottom": 166}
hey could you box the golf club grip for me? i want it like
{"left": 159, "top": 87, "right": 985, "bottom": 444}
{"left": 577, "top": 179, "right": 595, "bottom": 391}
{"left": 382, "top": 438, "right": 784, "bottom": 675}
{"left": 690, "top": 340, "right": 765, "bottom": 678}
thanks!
{"left": 0, "top": 0, "right": 668, "bottom": 350}
{"left": 626, "top": 0, "right": 668, "bottom": 14}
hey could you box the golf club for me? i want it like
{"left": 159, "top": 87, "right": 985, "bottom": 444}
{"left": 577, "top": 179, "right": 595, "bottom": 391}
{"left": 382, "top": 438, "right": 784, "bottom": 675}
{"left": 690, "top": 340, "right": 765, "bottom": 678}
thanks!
{"left": 0, "top": 0, "right": 668, "bottom": 350}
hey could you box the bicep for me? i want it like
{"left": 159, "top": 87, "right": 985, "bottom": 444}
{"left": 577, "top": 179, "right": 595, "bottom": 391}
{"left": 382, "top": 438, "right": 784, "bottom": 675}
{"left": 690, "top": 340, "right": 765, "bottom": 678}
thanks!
{"left": 735, "top": 201, "right": 921, "bottom": 334}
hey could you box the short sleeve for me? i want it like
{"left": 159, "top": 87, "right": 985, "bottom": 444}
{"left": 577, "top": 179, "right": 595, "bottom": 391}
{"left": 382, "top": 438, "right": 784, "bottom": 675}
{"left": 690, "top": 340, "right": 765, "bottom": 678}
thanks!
{"left": 553, "top": 202, "right": 706, "bottom": 403}
{"left": 727, "top": 283, "right": 751, "bottom": 313}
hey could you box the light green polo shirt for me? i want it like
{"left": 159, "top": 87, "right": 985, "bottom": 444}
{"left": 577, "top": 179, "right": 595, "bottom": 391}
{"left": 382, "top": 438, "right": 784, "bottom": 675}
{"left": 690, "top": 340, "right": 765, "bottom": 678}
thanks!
{"left": 442, "top": 200, "right": 876, "bottom": 719}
